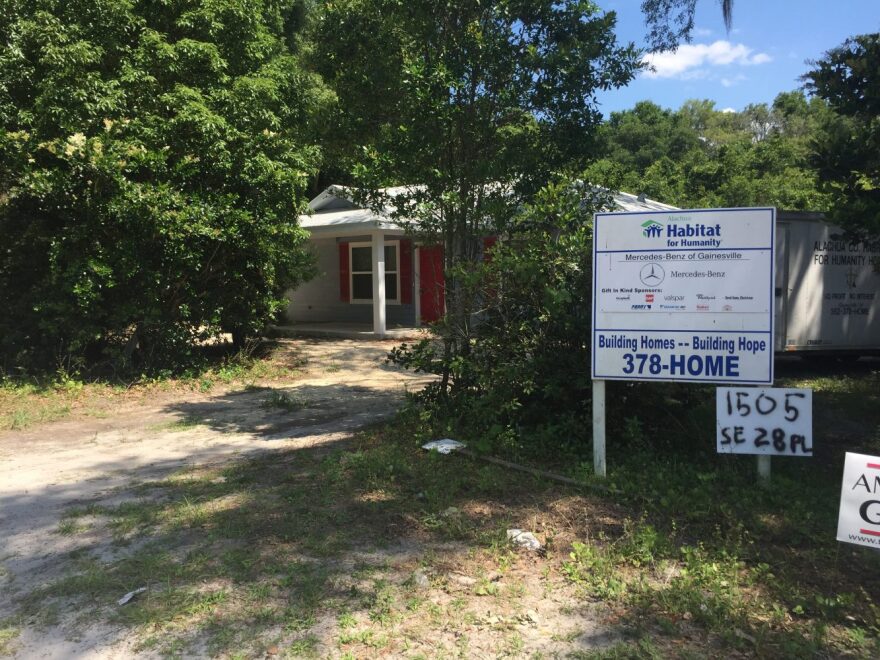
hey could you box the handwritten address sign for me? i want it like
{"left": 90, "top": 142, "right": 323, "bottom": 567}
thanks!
{"left": 716, "top": 388, "right": 813, "bottom": 456}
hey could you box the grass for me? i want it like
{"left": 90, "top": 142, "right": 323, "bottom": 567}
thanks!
{"left": 147, "top": 416, "right": 205, "bottom": 433}
{"left": 12, "top": 416, "right": 555, "bottom": 656}
{"left": 6, "top": 360, "right": 880, "bottom": 657}
{"left": 260, "top": 390, "right": 307, "bottom": 412}
{"left": 0, "top": 341, "right": 306, "bottom": 431}
{"left": 0, "top": 621, "right": 20, "bottom": 655}
{"left": 552, "top": 363, "right": 880, "bottom": 657}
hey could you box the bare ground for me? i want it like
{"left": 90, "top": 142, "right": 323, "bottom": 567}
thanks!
{"left": 0, "top": 339, "right": 620, "bottom": 659}
{"left": 0, "top": 339, "right": 433, "bottom": 657}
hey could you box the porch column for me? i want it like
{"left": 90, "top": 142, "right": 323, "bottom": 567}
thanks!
{"left": 371, "top": 231, "right": 386, "bottom": 337}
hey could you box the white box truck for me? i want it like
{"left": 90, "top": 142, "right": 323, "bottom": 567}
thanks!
{"left": 775, "top": 211, "right": 880, "bottom": 355}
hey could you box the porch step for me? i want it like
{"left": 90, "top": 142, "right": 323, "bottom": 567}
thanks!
{"left": 266, "top": 324, "right": 428, "bottom": 341}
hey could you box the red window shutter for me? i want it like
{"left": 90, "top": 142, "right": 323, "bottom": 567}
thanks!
{"left": 483, "top": 236, "right": 498, "bottom": 262}
{"left": 400, "top": 239, "right": 413, "bottom": 305}
{"left": 339, "top": 242, "right": 350, "bottom": 302}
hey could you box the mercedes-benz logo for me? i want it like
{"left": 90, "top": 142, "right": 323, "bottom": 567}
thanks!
{"left": 639, "top": 262, "right": 665, "bottom": 286}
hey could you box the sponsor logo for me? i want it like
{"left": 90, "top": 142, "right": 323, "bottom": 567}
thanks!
{"left": 631, "top": 304, "right": 652, "bottom": 310}
{"left": 664, "top": 295, "right": 684, "bottom": 301}
{"left": 639, "top": 263, "right": 665, "bottom": 286}
{"left": 645, "top": 293, "right": 655, "bottom": 303}
{"left": 660, "top": 304, "right": 685, "bottom": 310}
{"left": 615, "top": 295, "right": 631, "bottom": 301}
{"left": 641, "top": 220, "right": 663, "bottom": 238}
{"left": 696, "top": 304, "right": 710, "bottom": 311}
{"left": 723, "top": 304, "right": 733, "bottom": 311}
{"left": 665, "top": 217, "right": 722, "bottom": 238}
{"left": 696, "top": 294, "right": 716, "bottom": 301}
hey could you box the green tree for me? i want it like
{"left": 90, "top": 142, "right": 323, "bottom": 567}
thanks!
{"left": 803, "top": 33, "right": 880, "bottom": 236}
{"left": 0, "top": 0, "right": 327, "bottom": 372}
{"left": 392, "top": 180, "right": 607, "bottom": 457}
{"left": 595, "top": 92, "right": 831, "bottom": 212}
{"left": 598, "top": 100, "right": 701, "bottom": 174}
{"left": 313, "top": 0, "right": 641, "bottom": 392}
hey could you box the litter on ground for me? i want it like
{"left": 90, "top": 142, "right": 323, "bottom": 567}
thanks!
{"left": 421, "top": 439, "right": 467, "bottom": 454}
{"left": 506, "top": 529, "right": 542, "bottom": 551}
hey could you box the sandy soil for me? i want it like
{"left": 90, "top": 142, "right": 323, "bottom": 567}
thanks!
{"left": 0, "top": 339, "right": 433, "bottom": 659}
{"left": 0, "top": 338, "right": 628, "bottom": 659}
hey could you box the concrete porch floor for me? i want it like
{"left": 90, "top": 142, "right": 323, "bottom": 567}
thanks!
{"left": 267, "top": 322, "right": 429, "bottom": 340}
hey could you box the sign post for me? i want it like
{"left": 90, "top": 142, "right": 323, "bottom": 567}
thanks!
{"left": 592, "top": 379, "right": 606, "bottom": 478}
{"left": 757, "top": 455, "right": 772, "bottom": 485}
{"left": 591, "top": 207, "right": 775, "bottom": 476}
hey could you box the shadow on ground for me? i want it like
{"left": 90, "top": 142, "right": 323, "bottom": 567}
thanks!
{"left": 3, "top": 424, "right": 626, "bottom": 658}
{"left": 160, "top": 383, "right": 405, "bottom": 442}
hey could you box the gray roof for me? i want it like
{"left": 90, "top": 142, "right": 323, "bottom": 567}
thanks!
{"left": 299, "top": 185, "right": 678, "bottom": 234}
{"left": 609, "top": 190, "right": 679, "bottom": 212}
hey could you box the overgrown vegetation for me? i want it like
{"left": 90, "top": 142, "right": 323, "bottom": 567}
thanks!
{"left": 803, "top": 33, "right": 880, "bottom": 236}
{"left": 0, "top": 0, "right": 326, "bottom": 373}
{"left": 391, "top": 180, "right": 603, "bottom": 458}
{"left": 7, "top": 367, "right": 879, "bottom": 657}
{"left": 314, "top": 0, "right": 641, "bottom": 396}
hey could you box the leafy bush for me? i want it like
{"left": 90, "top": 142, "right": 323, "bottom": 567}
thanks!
{"left": 0, "top": 0, "right": 326, "bottom": 374}
{"left": 391, "top": 181, "right": 609, "bottom": 460}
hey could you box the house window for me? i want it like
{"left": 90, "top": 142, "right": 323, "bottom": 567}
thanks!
{"left": 350, "top": 242, "right": 399, "bottom": 303}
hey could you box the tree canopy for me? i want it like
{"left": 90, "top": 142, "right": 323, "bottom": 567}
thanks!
{"left": 803, "top": 33, "right": 880, "bottom": 236}
{"left": 586, "top": 92, "right": 834, "bottom": 212}
{"left": 0, "top": 0, "right": 328, "bottom": 371}
{"left": 0, "top": 0, "right": 873, "bottom": 381}
{"left": 313, "top": 0, "right": 641, "bottom": 390}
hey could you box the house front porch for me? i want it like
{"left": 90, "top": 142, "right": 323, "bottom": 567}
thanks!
{"left": 267, "top": 321, "right": 428, "bottom": 341}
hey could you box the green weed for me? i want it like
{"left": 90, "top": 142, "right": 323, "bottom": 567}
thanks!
{"left": 260, "top": 390, "right": 306, "bottom": 412}
{"left": 56, "top": 519, "right": 89, "bottom": 536}
{"left": 0, "top": 621, "right": 20, "bottom": 655}
{"left": 148, "top": 416, "right": 203, "bottom": 432}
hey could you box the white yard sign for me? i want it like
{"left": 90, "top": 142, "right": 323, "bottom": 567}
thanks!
{"left": 716, "top": 388, "right": 812, "bottom": 456}
{"left": 837, "top": 452, "right": 880, "bottom": 548}
{"left": 592, "top": 208, "right": 775, "bottom": 384}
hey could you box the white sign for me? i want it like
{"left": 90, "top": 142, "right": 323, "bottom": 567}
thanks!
{"left": 716, "top": 388, "right": 812, "bottom": 455}
{"left": 837, "top": 452, "right": 880, "bottom": 548}
{"left": 592, "top": 208, "right": 775, "bottom": 383}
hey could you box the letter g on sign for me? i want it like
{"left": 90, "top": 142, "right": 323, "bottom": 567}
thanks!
{"left": 859, "top": 500, "right": 880, "bottom": 525}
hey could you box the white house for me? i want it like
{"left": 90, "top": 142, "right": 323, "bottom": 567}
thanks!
{"left": 283, "top": 185, "right": 677, "bottom": 337}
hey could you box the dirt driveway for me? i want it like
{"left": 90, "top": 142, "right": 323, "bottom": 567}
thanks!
{"left": 0, "top": 339, "right": 433, "bottom": 658}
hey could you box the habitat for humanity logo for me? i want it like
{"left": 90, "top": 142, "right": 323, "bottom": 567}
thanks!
{"left": 641, "top": 220, "right": 663, "bottom": 238}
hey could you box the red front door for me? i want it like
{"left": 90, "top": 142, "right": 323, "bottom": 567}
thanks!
{"left": 419, "top": 245, "right": 445, "bottom": 323}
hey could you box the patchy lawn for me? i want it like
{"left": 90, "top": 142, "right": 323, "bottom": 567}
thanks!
{"left": 0, "top": 341, "right": 306, "bottom": 432}
{"left": 4, "top": 416, "right": 626, "bottom": 658}
{"left": 2, "top": 359, "right": 879, "bottom": 658}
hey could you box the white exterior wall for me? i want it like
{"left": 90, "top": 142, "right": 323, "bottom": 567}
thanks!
{"left": 285, "top": 237, "right": 416, "bottom": 326}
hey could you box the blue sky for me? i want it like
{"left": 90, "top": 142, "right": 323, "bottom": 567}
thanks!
{"left": 597, "top": 0, "right": 880, "bottom": 115}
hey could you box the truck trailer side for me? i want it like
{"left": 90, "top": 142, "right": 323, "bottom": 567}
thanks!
{"left": 775, "top": 211, "right": 880, "bottom": 355}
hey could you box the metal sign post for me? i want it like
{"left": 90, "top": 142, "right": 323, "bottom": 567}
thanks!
{"left": 592, "top": 379, "right": 606, "bottom": 478}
